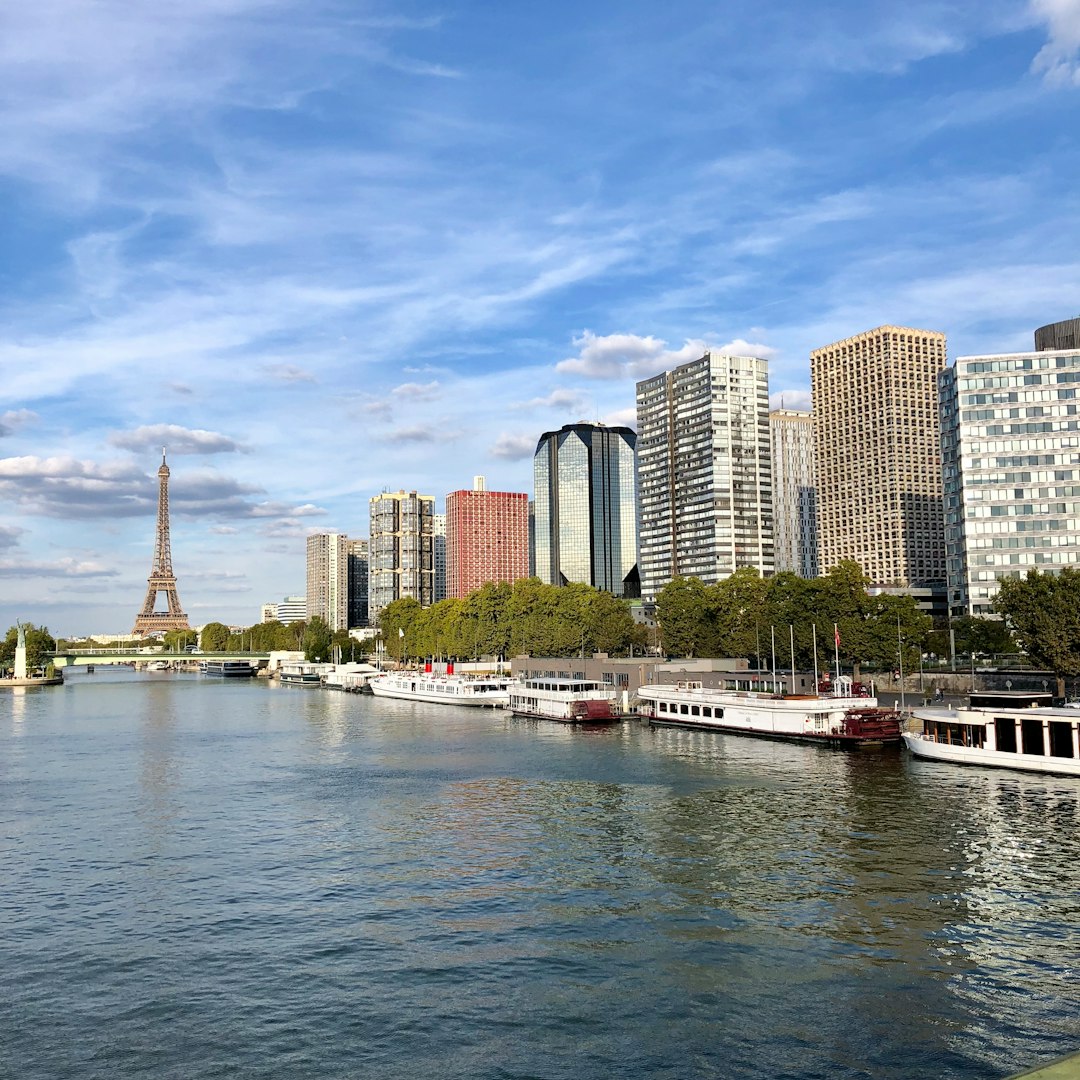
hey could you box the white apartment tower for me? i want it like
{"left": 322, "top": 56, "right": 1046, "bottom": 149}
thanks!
{"left": 636, "top": 352, "right": 773, "bottom": 602}
{"left": 811, "top": 326, "right": 947, "bottom": 588}
{"left": 769, "top": 409, "right": 818, "bottom": 578}
{"left": 306, "top": 533, "right": 349, "bottom": 632}
{"left": 369, "top": 490, "right": 435, "bottom": 625}
{"left": 941, "top": 337, "right": 1080, "bottom": 617}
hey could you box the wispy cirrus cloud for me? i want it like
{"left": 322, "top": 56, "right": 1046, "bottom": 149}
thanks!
{"left": 0, "top": 557, "right": 118, "bottom": 579}
{"left": 489, "top": 433, "right": 536, "bottom": 460}
{"left": 0, "top": 410, "right": 38, "bottom": 437}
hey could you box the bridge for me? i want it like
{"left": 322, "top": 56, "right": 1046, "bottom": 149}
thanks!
{"left": 52, "top": 651, "right": 271, "bottom": 669}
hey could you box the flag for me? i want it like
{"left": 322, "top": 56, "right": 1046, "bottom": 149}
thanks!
{"left": 834, "top": 624, "right": 841, "bottom": 648}
{"left": 398, "top": 627, "right": 405, "bottom": 639}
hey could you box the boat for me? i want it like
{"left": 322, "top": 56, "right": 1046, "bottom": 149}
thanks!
{"left": 146, "top": 660, "right": 170, "bottom": 671}
{"left": 903, "top": 692, "right": 1080, "bottom": 776}
{"left": 368, "top": 670, "right": 511, "bottom": 707}
{"left": 279, "top": 662, "right": 323, "bottom": 686}
{"left": 201, "top": 659, "right": 256, "bottom": 678}
{"left": 637, "top": 675, "right": 901, "bottom": 747}
{"left": 508, "top": 677, "right": 622, "bottom": 723}
{"left": 322, "top": 663, "right": 380, "bottom": 693}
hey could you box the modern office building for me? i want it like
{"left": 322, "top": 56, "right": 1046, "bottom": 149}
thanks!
{"left": 811, "top": 326, "right": 947, "bottom": 589}
{"left": 941, "top": 343, "right": 1080, "bottom": 617}
{"left": 445, "top": 476, "right": 529, "bottom": 598}
{"left": 1035, "top": 317, "right": 1080, "bottom": 353}
{"left": 432, "top": 513, "right": 447, "bottom": 603}
{"left": 533, "top": 422, "right": 639, "bottom": 597}
{"left": 636, "top": 352, "right": 773, "bottom": 602}
{"left": 369, "top": 490, "right": 435, "bottom": 624}
{"left": 769, "top": 409, "right": 818, "bottom": 578}
{"left": 306, "top": 534, "right": 350, "bottom": 632}
{"left": 261, "top": 595, "right": 307, "bottom": 623}
{"left": 346, "top": 539, "right": 369, "bottom": 627}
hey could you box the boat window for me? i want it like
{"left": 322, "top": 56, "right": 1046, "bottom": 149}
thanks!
{"left": 701, "top": 706, "right": 712, "bottom": 717}
{"left": 1049, "top": 721, "right": 1075, "bottom": 759}
{"left": 1021, "top": 717, "right": 1045, "bottom": 756}
{"left": 680, "top": 704, "right": 689, "bottom": 715}
{"left": 715, "top": 708, "right": 723, "bottom": 719}
{"left": 691, "top": 706, "right": 700, "bottom": 716}
{"left": 995, "top": 717, "right": 1018, "bottom": 754}
{"left": 658, "top": 701, "right": 668, "bottom": 713}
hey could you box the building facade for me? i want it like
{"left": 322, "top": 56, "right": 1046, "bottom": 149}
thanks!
{"left": 306, "top": 534, "right": 349, "bottom": 632}
{"left": 941, "top": 345, "right": 1080, "bottom": 617}
{"left": 346, "top": 539, "right": 369, "bottom": 628}
{"left": 261, "top": 596, "right": 307, "bottom": 623}
{"left": 811, "top": 325, "right": 947, "bottom": 589}
{"left": 445, "top": 476, "right": 529, "bottom": 599}
{"left": 533, "top": 422, "right": 639, "bottom": 597}
{"left": 636, "top": 352, "right": 773, "bottom": 602}
{"left": 369, "top": 490, "right": 435, "bottom": 625}
{"left": 769, "top": 409, "right": 818, "bottom": 578}
{"left": 1035, "top": 318, "right": 1080, "bottom": 353}
{"left": 432, "top": 513, "right": 447, "bottom": 603}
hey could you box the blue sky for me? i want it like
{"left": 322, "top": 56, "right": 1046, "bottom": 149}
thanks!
{"left": 1, "top": 0, "right": 1079, "bottom": 636}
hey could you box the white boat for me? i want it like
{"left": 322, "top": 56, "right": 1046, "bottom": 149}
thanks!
{"left": 508, "top": 677, "right": 622, "bottom": 723}
{"left": 637, "top": 675, "right": 901, "bottom": 747}
{"left": 904, "top": 698, "right": 1080, "bottom": 776}
{"left": 369, "top": 671, "right": 510, "bottom": 708}
{"left": 279, "top": 662, "right": 323, "bottom": 686}
{"left": 146, "top": 660, "right": 170, "bottom": 671}
{"left": 322, "top": 663, "right": 380, "bottom": 693}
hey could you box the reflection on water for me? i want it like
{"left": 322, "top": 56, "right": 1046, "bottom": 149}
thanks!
{"left": 1, "top": 676, "right": 1079, "bottom": 1079}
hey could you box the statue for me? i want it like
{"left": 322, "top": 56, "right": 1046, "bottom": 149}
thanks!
{"left": 14, "top": 620, "right": 28, "bottom": 680}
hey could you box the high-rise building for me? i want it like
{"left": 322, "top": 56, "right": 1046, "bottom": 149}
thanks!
{"left": 347, "top": 539, "right": 369, "bottom": 627}
{"left": 533, "top": 422, "right": 639, "bottom": 597}
{"left": 770, "top": 409, "right": 818, "bottom": 578}
{"left": 306, "top": 534, "right": 349, "bottom": 631}
{"left": 811, "top": 326, "right": 947, "bottom": 589}
{"left": 941, "top": 342, "right": 1080, "bottom": 617}
{"left": 636, "top": 353, "right": 773, "bottom": 602}
{"left": 445, "top": 476, "right": 530, "bottom": 598}
{"left": 369, "top": 490, "right": 435, "bottom": 625}
{"left": 262, "top": 596, "right": 307, "bottom": 623}
{"left": 432, "top": 513, "right": 447, "bottom": 603}
{"left": 260, "top": 603, "right": 277, "bottom": 623}
{"left": 1035, "top": 317, "right": 1080, "bottom": 353}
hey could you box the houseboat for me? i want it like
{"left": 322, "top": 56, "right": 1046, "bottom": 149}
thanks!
{"left": 904, "top": 693, "right": 1080, "bottom": 776}
{"left": 368, "top": 671, "right": 511, "bottom": 708}
{"left": 201, "top": 659, "right": 256, "bottom": 678}
{"left": 508, "top": 677, "right": 622, "bottom": 723}
{"left": 322, "top": 663, "right": 380, "bottom": 693}
{"left": 278, "top": 662, "right": 323, "bottom": 686}
{"left": 637, "top": 675, "right": 901, "bottom": 747}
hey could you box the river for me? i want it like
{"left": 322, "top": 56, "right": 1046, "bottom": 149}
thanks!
{"left": 2, "top": 667, "right": 1078, "bottom": 1078}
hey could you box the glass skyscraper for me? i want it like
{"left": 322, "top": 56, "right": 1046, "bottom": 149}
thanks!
{"left": 533, "top": 422, "right": 639, "bottom": 598}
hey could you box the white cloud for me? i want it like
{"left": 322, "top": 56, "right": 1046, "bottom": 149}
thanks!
{"left": 489, "top": 433, "right": 536, "bottom": 460}
{"left": 391, "top": 380, "right": 442, "bottom": 401}
{"left": 0, "top": 556, "right": 117, "bottom": 578}
{"left": 0, "top": 524, "right": 25, "bottom": 550}
{"left": 515, "top": 388, "right": 586, "bottom": 411}
{"left": 0, "top": 410, "right": 38, "bottom": 437}
{"left": 265, "top": 363, "right": 317, "bottom": 383}
{"left": 1031, "top": 0, "right": 1080, "bottom": 85}
{"left": 555, "top": 330, "right": 776, "bottom": 380}
{"left": 109, "top": 424, "right": 246, "bottom": 455}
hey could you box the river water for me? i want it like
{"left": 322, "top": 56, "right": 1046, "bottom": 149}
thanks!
{"left": 2, "top": 667, "right": 1079, "bottom": 1079}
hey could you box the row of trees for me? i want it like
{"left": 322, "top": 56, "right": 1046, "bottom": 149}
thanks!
{"left": 654, "top": 562, "right": 933, "bottom": 676}
{"left": 380, "top": 579, "right": 646, "bottom": 661}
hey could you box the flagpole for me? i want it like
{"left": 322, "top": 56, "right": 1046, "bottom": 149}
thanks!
{"left": 770, "top": 625, "right": 777, "bottom": 696}
{"left": 789, "top": 624, "right": 795, "bottom": 695}
{"left": 834, "top": 622, "right": 840, "bottom": 684}
{"left": 812, "top": 623, "right": 819, "bottom": 696}
{"left": 897, "top": 614, "right": 905, "bottom": 712}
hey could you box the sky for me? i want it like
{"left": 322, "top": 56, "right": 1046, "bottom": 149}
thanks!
{"left": 1, "top": 0, "right": 1079, "bottom": 636}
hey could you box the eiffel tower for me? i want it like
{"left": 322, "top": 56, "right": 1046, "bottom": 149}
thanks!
{"left": 133, "top": 448, "right": 190, "bottom": 634}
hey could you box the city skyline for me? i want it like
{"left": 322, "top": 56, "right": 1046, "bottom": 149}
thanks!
{"left": 2, "top": 2, "right": 1079, "bottom": 632}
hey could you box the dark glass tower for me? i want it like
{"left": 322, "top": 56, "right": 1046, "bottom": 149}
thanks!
{"left": 532, "top": 422, "right": 639, "bottom": 598}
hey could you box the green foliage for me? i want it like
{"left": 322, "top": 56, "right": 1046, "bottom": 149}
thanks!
{"left": 379, "top": 578, "right": 643, "bottom": 661}
{"left": 162, "top": 628, "right": 198, "bottom": 652}
{"left": 199, "top": 622, "right": 231, "bottom": 652}
{"left": 1, "top": 623, "right": 57, "bottom": 673}
{"left": 653, "top": 559, "right": 933, "bottom": 674}
{"left": 951, "top": 615, "right": 1016, "bottom": 658}
{"left": 995, "top": 569, "right": 1080, "bottom": 693}
{"left": 302, "top": 615, "right": 332, "bottom": 662}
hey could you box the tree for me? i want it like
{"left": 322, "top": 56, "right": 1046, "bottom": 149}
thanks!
{"left": 1, "top": 623, "right": 57, "bottom": 674}
{"left": 200, "top": 622, "right": 231, "bottom": 652}
{"left": 995, "top": 569, "right": 1080, "bottom": 697}
{"left": 380, "top": 597, "right": 423, "bottom": 660}
{"left": 655, "top": 576, "right": 712, "bottom": 658}
{"left": 951, "top": 615, "right": 1016, "bottom": 658}
{"left": 162, "top": 628, "right": 197, "bottom": 652}
{"left": 302, "top": 616, "right": 332, "bottom": 662}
